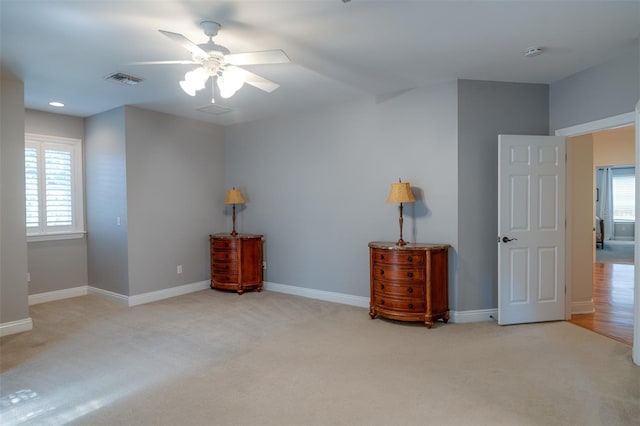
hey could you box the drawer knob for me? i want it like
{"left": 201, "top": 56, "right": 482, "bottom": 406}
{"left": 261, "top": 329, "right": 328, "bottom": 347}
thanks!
{"left": 407, "top": 272, "right": 413, "bottom": 278}
{"left": 380, "top": 254, "right": 384, "bottom": 260}
{"left": 225, "top": 254, "right": 229, "bottom": 259}
{"left": 380, "top": 284, "right": 385, "bottom": 290}
{"left": 408, "top": 303, "right": 414, "bottom": 309}
{"left": 380, "top": 299, "right": 385, "bottom": 305}
{"left": 407, "top": 287, "right": 413, "bottom": 293}
{"left": 407, "top": 256, "right": 413, "bottom": 262}
{"left": 225, "top": 265, "right": 229, "bottom": 270}
{"left": 380, "top": 269, "right": 384, "bottom": 275}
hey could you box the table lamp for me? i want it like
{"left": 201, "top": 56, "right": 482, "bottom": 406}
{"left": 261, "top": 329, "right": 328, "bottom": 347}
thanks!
{"left": 387, "top": 179, "right": 416, "bottom": 246}
{"left": 224, "top": 187, "right": 246, "bottom": 237}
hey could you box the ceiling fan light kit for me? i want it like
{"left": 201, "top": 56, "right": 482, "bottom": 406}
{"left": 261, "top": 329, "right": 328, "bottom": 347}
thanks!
{"left": 158, "top": 20, "right": 290, "bottom": 103}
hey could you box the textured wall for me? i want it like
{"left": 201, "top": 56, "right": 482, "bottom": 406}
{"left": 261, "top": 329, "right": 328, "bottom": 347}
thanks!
{"left": 85, "top": 107, "right": 129, "bottom": 295}
{"left": 0, "top": 76, "right": 29, "bottom": 324}
{"left": 25, "top": 109, "right": 88, "bottom": 295}
{"left": 457, "top": 80, "right": 549, "bottom": 311}
{"left": 225, "top": 83, "right": 459, "bottom": 300}
{"left": 550, "top": 43, "right": 639, "bottom": 132}
{"left": 124, "top": 107, "right": 225, "bottom": 296}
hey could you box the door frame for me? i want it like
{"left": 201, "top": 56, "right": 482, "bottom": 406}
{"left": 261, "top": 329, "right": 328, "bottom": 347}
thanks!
{"left": 555, "top": 110, "right": 638, "bottom": 366}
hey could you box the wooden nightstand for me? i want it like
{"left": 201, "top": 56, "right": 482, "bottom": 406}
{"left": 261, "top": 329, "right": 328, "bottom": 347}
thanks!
{"left": 210, "top": 233, "right": 263, "bottom": 295}
{"left": 369, "top": 242, "right": 450, "bottom": 328}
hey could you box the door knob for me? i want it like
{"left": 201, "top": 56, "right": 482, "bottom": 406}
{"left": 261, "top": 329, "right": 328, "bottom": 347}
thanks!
{"left": 502, "top": 236, "right": 518, "bottom": 243}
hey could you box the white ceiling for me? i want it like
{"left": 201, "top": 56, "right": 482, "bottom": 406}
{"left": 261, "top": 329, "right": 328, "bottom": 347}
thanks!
{"left": 1, "top": 1, "right": 639, "bottom": 126}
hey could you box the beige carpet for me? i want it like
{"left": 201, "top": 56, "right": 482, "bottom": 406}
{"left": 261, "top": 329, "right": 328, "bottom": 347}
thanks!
{"left": 1, "top": 290, "right": 638, "bottom": 425}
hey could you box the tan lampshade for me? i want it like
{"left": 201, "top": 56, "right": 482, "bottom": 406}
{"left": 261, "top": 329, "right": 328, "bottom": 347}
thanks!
{"left": 387, "top": 181, "right": 416, "bottom": 204}
{"left": 224, "top": 188, "right": 246, "bottom": 205}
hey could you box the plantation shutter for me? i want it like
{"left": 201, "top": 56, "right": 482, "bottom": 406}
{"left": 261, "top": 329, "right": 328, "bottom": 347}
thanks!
{"left": 45, "top": 147, "right": 73, "bottom": 227}
{"left": 25, "top": 146, "right": 40, "bottom": 228}
{"left": 612, "top": 167, "right": 635, "bottom": 221}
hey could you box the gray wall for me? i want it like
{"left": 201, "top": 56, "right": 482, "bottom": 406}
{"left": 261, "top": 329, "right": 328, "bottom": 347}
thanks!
{"left": 85, "top": 107, "right": 129, "bottom": 295}
{"left": 0, "top": 76, "right": 29, "bottom": 324}
{"left": 550, "top": 43, "right": 639, "bottom": 132}
{"left": 24, "top": 109, "right": 88, "bottom": 294}
{"left": 457, "top": 80, "right": 550, "bottom": 311}
{"left": 125, "top": 107, "right": 225, "bottom": 296}
{"left": 225, "top": 82, "right": 459, "bottom": 300}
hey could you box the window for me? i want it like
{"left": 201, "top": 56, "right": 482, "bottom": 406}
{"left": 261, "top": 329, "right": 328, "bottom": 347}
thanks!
{"left": 25, "top": 134, "right": 84, "bottom": 240}
{"left": 611, "top": 167, "right": 635, "bottom": 222}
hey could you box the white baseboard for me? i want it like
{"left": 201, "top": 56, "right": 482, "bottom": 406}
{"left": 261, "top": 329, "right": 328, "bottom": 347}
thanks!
{"left": 571, "top": 300, "right": 595, "bottom": 315}
{"left": 449, "top": 308, "right": 498, "bottom": 323}
{"left": 264, "top": 281, "right": 498, "bottom": 323}
{"left": 0, "top": 317, "right": 33, "bottom": 337}
{"left": 88, "top": 280, "right": 210, "bottom": 307}
{"left": 127, "top": 280, "right": 210, "bottom": 307}
{"left": 88, "top": 286, "right": 129, "bottom": 305}
{"left": 29, "top": 286, "right": 88, "bottom": 305}
{"left": 264, "top": 281, "right": 369, "bottom": 308}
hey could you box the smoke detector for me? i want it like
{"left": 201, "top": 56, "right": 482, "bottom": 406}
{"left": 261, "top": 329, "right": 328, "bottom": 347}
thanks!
{"left": 524, "top": 47, "right": 544, "bottom": 58}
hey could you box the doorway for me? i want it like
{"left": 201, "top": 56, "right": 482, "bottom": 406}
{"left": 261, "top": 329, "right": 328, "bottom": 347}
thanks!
{"left": 557, "top": 116, "right": 636, "bottom": 348}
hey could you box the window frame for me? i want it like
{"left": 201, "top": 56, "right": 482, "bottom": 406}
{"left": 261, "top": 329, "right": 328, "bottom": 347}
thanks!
{"left": 25, "top": 133, "right": 85, "bottom": 242}
{"left": 611, "top": 166, "right": 635, "bottom": 223}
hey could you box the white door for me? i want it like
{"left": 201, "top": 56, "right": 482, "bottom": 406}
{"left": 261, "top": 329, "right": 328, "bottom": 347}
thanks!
{"left": 498, "top": 135, "right": 566, "bottom": 325}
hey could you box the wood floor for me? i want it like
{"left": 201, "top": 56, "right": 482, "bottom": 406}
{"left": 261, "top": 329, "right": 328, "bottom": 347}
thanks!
{"left": 570, "top": 262, "right": 634, "bottom": 346}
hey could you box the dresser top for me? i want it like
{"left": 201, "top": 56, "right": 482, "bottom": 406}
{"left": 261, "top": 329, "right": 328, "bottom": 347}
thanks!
{"left": 210, "top": 233, "right": 263, "bottom": 239}
{"left": 369, "top": 241, "right": 450, "bottom": 250}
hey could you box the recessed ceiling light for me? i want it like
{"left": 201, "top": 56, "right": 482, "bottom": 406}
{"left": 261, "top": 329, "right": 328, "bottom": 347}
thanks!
{"left": 524, "top": 47, "right": 544, "bottom": 57}
{"left": 49, "top": 101, "right": 64, "bottom": 107}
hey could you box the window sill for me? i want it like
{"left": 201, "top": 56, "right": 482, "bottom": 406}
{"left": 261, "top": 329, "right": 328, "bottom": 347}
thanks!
{"left": 27, "top": 232, "right": 86, "bottom": 243}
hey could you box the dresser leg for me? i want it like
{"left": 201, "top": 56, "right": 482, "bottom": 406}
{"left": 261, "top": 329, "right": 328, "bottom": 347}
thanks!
{"left": 443, "top": 311, "right": 450, "bottom": 323}
{"left": 369, "top": 307, "right": 376, "bottom": 319}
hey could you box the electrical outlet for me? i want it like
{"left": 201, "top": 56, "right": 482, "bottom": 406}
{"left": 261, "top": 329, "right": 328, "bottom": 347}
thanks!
{"left": 27, "top": 272, "right": 31, "bottom": 283}
{"left": 262, "top": 261, "right": 267, "bottom": 269}
{"left": 177, "top": 265, "right": 182, "bottom": 274}
{"left": 116, "top": 216, "right": 121, "bottom": 226}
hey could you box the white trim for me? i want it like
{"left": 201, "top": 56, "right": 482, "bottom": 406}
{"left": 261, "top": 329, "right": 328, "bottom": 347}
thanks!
{"left": 555, "top": 112, "right": 635, "bottom": 318}
{"left": 0, "top": 318, "right": 33, "bottom": 337}
{"left": 27, "top": 232, "right": 86, "bottom": 243}
{"left": 88, "top": 281, "right": 211, "bottom": 307}
{"left": 555, "top": 112, "right": 635, "bottom": 137}
{"left": 263, "top": 281, "right": 370, "bottom": 308}
{"left": 127, "top": 280, "right": 210, "bottom": 307}
{"left": 88, "top": 286, "right": 129, "bottom": 305}
{"left": 29, "top": 286, "right": 88, "bottom": 305}
{"left": 571, "top": 300, "right": 595, "bottom": 315}
{"left": 634, "top": 100, "right": 640, "bottom": 366}
{"left": 449, "top": 309, "right": 497, "bottom": 323}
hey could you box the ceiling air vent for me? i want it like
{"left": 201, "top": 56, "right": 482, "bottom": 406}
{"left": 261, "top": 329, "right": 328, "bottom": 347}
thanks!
{"left": 104, "top": 72, "right": 144, "bottom": 85}
{"left": 197, "top": 104, "right": 232, "bottom": 115}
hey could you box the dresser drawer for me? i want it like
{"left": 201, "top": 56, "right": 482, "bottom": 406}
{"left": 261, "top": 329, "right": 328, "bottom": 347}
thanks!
{"left": 373, "top": 266, "right": 424, "bottom": 282}
{"left": 371, "top": 249, "right": 424, "bottom": 266}
{"left": 373, "top": 280, "right": 425, "bottom": 298}
{"left": 374, "top": 295, "right": 425, "bottom": 313}
{"left": 212, "top": 272, "right": 239, "bottom": 284}
{"left": 212, "top": 262, "right": 237, "bottom": 274}
{"left": 212, "top": 238, "right": 237, "bottom": 250}
{"left": 212, "top": 251, "right": 237, "bottom": 262}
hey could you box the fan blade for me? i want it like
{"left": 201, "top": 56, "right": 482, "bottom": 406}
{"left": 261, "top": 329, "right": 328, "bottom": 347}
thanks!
{"left": 158, "top": 30, "right": 208, "bottom": 57}
{"left": 128, "top": 60, "right": 197, "bottom": 65}
{"left": 240, "top": 69, "right": 280, "bottom": 93}
{"left": 226, "top": 50, "right": 290, "bottom": 66}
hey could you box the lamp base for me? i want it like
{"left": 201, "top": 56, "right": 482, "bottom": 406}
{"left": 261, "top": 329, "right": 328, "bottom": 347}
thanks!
{"left": 396, "top": 239, "right": 407, "bottom": 246}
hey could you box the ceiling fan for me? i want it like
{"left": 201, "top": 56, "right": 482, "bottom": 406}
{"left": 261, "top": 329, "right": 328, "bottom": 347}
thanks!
{"left": 153, "top": 21, "right": 290, "bottom": 102}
